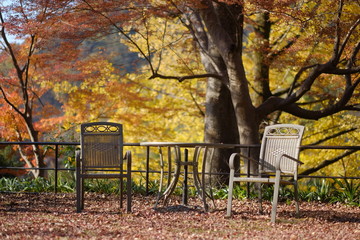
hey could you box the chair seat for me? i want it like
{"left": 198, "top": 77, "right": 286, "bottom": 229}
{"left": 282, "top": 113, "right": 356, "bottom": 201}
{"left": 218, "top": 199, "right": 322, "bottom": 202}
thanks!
{"left": 232, "top": 176, "right": 294, "bottom": 185}
{"left": 79, "top": 173, "right": 129, "bottom": 178}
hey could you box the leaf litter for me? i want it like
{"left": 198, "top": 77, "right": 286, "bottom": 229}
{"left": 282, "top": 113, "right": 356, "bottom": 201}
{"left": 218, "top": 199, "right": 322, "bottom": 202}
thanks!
{"left": 0, "top": 192, "right": 359, "bottom": 239}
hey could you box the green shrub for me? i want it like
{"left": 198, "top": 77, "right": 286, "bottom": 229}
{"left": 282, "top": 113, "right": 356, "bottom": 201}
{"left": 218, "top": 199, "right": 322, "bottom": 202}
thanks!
{"left": 333, "top": 178, "right": 360, "bottom": 206}
{"left": 301, "top": 179, "right": 337, "bottom": 202}
{"left": 0, "top": 176, "right": 359, "bottom": 207}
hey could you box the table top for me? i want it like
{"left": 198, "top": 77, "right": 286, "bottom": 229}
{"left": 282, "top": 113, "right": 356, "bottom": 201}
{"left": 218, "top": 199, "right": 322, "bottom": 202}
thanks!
{"left": 140, "top": 142, "right": 243, "bottom": 148}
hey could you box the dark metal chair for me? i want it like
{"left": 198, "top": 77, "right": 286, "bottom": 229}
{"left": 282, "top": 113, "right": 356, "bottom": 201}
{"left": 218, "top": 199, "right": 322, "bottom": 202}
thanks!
{"left": 76, "top": 122, "right": 132, "bottom": 213}
{"left": 226, "top": 124, "right": 304, "bottom": 222}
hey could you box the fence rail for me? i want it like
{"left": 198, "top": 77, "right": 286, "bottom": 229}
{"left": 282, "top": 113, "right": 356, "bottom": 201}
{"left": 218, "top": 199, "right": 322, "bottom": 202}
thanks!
{"left": 0, "top": 142, "right": 359, "bottom": 194}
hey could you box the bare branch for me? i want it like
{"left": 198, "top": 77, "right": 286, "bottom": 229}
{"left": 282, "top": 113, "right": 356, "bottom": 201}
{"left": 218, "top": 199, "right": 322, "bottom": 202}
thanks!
{"left": 0, "top": 10, "right": 24, "bottom": 81}
{"left": 331, "top": 0, "right": 344, "bottom": 63}
{"left": 343, "top": 105, "right": 360, "bottom": 111}
{"left": 259, "top": 74, "right": 359, "bottom": 120}
{"left": 288, "top": 64, "right": 319, "bottom": 96}
{"left": 189, "top": 91, "right": 205, "bottom": 117}
{"left": 307, "top": 127, "right": 358, "bottom": 146}
{"left": 299, "top": 149, "right": 357, "bottom": 178}
{"left": 154, "top": 18, "right": 168, "bottom": 72}
{"left": 149, "top": 72, "right": 223, "bottom": 82}
{"left": 323, "top": 66, "right": 360, "bottom": 75}
{"left": 80, "top": 0, "right": 156, "bottom": 74}
{"left": 349, "top": 40, "right": 360, "bottom": 67}
{"left": 338, "top": 17, "right": 360, "bottom": 61}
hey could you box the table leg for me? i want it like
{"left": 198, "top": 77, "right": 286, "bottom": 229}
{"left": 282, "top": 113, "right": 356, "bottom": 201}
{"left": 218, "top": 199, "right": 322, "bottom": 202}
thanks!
{"left": 193, "top": 147, "right": 211, "bottom": 211}
{"left": 193, "top": 146, "right": 217, "bottom": 211}
{"left": 154, "top": 147, "right": 165, "bottom": 208}
{"left": 204, "top": 147, "right": 216, "bottom": 208}
{"left": 182, "top": 149, "right": 188, "bottom": 205}
{"left": 155, "top": 146, "right": 181, "bottom": 207}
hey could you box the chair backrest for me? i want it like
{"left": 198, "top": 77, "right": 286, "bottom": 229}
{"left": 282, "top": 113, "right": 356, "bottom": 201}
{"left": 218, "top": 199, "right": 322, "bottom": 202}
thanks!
{"left": 80, "top": 122, "right": 123, "bottom": 172}
{"left": 259, "top": 124, "right": 304, "bottom": 174}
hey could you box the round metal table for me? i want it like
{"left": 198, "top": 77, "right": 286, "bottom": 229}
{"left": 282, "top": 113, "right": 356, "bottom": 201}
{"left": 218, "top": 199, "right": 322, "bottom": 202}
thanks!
{"left": 140, "top": 142, "right": 239, "bottom": 211}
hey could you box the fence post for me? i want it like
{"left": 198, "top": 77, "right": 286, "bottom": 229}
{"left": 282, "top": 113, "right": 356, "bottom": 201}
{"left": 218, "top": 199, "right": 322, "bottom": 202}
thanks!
{"left": 246, "top": 146, "right": 250, "bottom": 198}
{"left": 146, "top": 146, "right": 150, "bottom": 195}
{"left": 55, "top": 144, "right": 59, "bottom": 193}
{"left": 54, "top": 144, "right": 59, "bottom": 193}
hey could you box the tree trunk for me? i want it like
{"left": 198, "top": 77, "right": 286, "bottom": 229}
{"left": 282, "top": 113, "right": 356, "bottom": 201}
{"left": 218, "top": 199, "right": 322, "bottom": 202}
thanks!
{"left": 23, "top": 115, "right": 46, "bottom": 178}
{"left": 227, "top": 53, "right": 261, "bottom": 174}
{"left": 204, "top": 77, "right": 239, "bottom": 186}
{"left": 198, "top": 1, "right": 261, "bottom": 179}
{"left": 252, "top": 12, "right": 272, "bottom": 106}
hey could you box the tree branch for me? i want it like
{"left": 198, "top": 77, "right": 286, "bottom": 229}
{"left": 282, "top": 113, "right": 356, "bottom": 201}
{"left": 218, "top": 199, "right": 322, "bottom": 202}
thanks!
{"left": 306, "top": 127, "right": 358, "bottom": 146}
{"left": 149, "top": 72, "right": 223, "bottom": 82}
{"left": 323, "top": 66, "right": 360, "bottom": 75}
{"left": 331, "top": 0, "right": 344, "bottom": 64}
{"left": 299, "top": 149, "right": 357, "bottom": 178}
{"left": 189, "top": 91, "right": 205, "bottom": 117}
{"left": 80, "top": 0, "right": 156, "bottom": 74}
{"left": 288, "top": 64, "right": 318, "bottom": 96}
{"left": 337, "top": 15, "right": 360, "bottom": 62}
{"left": 0, "top": 86, "right": 24, "bottom": 117}
{"left": 259, "top": 74, "right": 359, "bottom": 120}
{"left": 0, "top": 10, "right": 25, "bottom": 82}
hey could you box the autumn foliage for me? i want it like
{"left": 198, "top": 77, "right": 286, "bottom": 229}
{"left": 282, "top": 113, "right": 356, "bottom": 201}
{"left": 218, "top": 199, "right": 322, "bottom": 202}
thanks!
{"left": 0, "top": 0, "right": 359, "bottom": 178}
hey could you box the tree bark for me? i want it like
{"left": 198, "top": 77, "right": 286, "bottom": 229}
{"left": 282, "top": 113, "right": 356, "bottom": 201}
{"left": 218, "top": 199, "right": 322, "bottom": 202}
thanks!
{"left": 252, "top": 12, "right": 272, "bottom": 106}
{"left": 198, "top": 1, "right": 261, "bottom": 175}
{"left": 204, "top": 77, "right": 239, "bottom": 185}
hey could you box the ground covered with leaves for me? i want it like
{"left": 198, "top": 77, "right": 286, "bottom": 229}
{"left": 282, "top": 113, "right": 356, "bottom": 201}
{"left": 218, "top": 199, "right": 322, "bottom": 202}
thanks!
{"left": 0, "top": 192, "right": 359, "bottom": 239}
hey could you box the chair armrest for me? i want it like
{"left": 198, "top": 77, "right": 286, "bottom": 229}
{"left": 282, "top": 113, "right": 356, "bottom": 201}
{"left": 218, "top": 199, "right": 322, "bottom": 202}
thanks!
{"left": 75, "top": 149, "right": 81, "bottom": 157}
{"left": 124, "top": 150, "right": 131, "bottom": 161}
{"left": 75, "top": 149, "right": 81, "bottom": 167}
{"left": 229, "top": 152, "right": 259, "bottom": 170}
{"left": 275, "top": 153, "right": 303, "bottom": 170}
{"left": 124, "top": 150, "right": 132, "bottom": 171}
{"left": 282, "top": 154, "right": 303, "bottom": 165}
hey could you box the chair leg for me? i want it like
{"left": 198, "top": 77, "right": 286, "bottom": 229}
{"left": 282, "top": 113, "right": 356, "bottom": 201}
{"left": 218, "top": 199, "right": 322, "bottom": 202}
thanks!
{"left": 125, "top": 151, "right": 132, "bottom": 213}
{"left": 271, "top": 171, "right": 281, "bottom": 223}
{"left": 294, "top": 182, "right": 300, "bottom": 217}
{"left": 76, "top": 177, "right": 81, "bottom": 213}
{"left": 76, "top": 177, "right": 85, "bottom": 212}
{"left": 258, "top": 182, "right": 263, "bottom": 214}
{"left": 76, "top": 154, "right": 82, "bottom": 213}
{"left": 80, "top": 178, "right": 84, "bottom": 210}
{"left": 226, "top": 169, "right": 235, "bottom": 217}
{"left": 120, "top": 178, "right": 123, "bottom": 209}
{"left": 126, "top": 175, "right": 132, "bottom": 213}
{"left": 76, "top": 162, "right": 83, "bottom": 213}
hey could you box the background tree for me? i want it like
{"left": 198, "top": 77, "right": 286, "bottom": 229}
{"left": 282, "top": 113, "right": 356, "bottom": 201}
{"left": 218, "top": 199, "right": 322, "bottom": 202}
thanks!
{"left": 1, "top": 2, "right": 53, "bottom": 177}
{"left": 241, "top": 1, "right": 360, "bottom": 178}
{"left": 49, "top": 16, "right": 208, "bottom": 174}
{"left": 0, "top": 0, "right": 206, "bottom": 179}
{"left": 64, "top": 0, "right": 359, "bottom": 183}
{"left": 1, "top": 0, "right": 359, "bottom": 182}
{"left": 0, "top": 1, "right": 80, "bottom": 177}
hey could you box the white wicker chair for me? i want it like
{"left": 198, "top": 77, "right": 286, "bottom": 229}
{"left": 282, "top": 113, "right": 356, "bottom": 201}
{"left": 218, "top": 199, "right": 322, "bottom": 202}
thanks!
{"left": 226, "top": 124, "right": 304, "bottom": 222}
{"left": 76, "top": 122, "right": 132, "bottom": 213}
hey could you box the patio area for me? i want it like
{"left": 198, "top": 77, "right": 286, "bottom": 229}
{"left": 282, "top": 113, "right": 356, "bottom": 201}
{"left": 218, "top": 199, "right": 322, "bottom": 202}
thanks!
{"left": 1, "top": 192, "right": 359, "bottom": 239}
